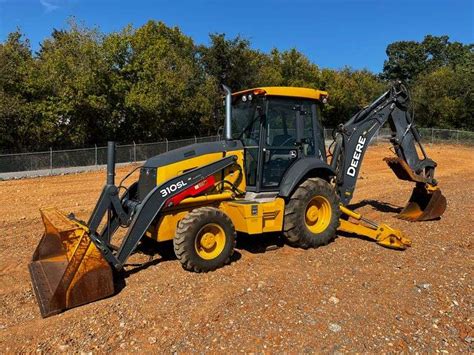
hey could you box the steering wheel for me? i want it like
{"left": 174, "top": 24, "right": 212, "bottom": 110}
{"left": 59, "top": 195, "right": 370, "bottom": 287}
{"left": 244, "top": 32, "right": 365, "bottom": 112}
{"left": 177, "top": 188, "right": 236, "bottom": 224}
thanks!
{"left": 278, "top": 136, "right": 295, "bottom": 146}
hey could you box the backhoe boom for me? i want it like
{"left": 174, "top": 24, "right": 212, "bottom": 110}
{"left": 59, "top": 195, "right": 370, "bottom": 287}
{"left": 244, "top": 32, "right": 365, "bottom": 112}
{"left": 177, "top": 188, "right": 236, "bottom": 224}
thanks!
{"left": 330, "top": 82, "right": 446, "bottom": 221}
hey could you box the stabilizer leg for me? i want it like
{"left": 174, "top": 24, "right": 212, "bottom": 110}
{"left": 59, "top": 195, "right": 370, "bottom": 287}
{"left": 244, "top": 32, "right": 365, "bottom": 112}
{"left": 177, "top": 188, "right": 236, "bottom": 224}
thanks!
{"left": 338, "top": 205, "right": 412, "bottom": 250}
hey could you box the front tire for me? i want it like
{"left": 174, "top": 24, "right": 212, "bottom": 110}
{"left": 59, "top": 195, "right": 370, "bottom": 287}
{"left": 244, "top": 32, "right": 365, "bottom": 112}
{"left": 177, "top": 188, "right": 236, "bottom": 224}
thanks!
{"left": 174, "top": 207, "right": 236, "bottom": 272}
{"left": 283, "top": 178, "right": 340, "bottom": 248}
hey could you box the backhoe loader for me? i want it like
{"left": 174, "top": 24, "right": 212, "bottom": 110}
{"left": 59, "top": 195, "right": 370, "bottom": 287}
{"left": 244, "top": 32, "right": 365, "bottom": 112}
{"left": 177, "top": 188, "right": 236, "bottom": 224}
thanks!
{"left": 29, "top": 82, "right": 446, "bottom": 317}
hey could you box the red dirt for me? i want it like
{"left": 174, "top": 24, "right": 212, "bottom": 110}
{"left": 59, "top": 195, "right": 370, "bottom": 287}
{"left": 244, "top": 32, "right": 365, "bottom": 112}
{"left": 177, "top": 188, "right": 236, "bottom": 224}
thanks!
{"left": 0, "top": 144, "right": 472, "bottom": 352}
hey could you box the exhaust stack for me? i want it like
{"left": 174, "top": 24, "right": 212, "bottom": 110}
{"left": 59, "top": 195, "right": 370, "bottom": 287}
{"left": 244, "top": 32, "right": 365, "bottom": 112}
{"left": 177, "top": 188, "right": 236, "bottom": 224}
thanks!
{"left": 106, "top": 141, "right": 116, "bottom": 185}
{"left": 222, "top": 84, "right": 232, "bottom": 140}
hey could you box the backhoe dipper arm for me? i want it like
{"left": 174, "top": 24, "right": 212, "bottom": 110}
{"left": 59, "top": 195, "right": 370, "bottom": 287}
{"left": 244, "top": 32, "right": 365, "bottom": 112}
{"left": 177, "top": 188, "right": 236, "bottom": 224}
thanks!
{"left": 330, "top": 82, "right": 439, "bottom": 206}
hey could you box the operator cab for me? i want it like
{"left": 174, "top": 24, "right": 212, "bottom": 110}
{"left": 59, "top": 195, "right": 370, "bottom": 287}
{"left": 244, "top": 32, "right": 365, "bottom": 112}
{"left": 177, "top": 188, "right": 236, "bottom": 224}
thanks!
{"left": 230, "top": 87, "right": 328, "bottom": 192}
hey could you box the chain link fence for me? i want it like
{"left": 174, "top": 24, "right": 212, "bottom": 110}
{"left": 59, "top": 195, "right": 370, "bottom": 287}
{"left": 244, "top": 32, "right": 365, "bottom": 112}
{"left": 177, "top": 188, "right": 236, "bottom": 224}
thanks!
{"left": 323, "top": 127, "right": 474, "bottom": 145}
{"left": 372, "top": 127, "right": 474, "bottom": 145}
{"left": 0, "top": 129, "right": 473, "bottom": 176}
{"left": 0, "top": 136, "right": 220, "bottom": 174}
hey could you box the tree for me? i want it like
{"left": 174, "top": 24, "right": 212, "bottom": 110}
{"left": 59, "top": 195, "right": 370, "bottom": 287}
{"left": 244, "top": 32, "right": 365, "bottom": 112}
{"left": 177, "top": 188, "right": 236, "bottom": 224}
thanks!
{"left": 124, "top": 21, "right": 214, "bottom": 140}
{"left": 0, "top": 26, "right": 471, "bottom": 153}
{"left": 34, "top": 20, "right": 114, "bottom": 149}
{"left": 383, "top": 40, "right": 427, "bottom": 82}
{"left": 412, "top": 66, "right": 474, "bottom": 130}
{"left": 0, "top": 30, "right": 36, "bottom": 152}
{"left": 383, "top": 35, "right": 473, "bottom": 82}
{"left": 320, "top": 67, "right": 386, "bottom": 126}
{"left": 255, "top": 48, "right": 321, "bottom": 88}
{"left": 198, "top": 33, "right": 262, "bottom": 91}
{"left": 197, "top": 33, "right": 265, "bottom": 131}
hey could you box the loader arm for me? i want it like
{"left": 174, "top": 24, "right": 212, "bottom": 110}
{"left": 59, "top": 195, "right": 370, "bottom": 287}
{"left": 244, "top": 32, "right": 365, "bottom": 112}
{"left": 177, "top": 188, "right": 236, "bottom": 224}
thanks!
{"left": 29, "top": 150, "right": 237, "bottom": 317}
{"left": 89, "top": 154, "right": 238, "bottom": 270}
{"left": 330, "top": 81, "right": 446, "bottom": 221}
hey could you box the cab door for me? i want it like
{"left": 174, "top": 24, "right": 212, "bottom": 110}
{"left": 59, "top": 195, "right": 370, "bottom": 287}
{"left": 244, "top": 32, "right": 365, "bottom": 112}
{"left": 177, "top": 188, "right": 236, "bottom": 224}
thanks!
{"left": 261, "top": 98, "right": 317, "bottom": 189}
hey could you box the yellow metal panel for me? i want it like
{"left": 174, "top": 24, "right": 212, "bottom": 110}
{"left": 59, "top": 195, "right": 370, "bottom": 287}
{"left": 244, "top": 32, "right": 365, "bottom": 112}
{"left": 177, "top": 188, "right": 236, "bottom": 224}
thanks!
{"left": 149, "top": 193, "right": 235, "bottom": 242}
{"left": 156, "top": 152, "right": 225, "bottom": 185}
{"left": 219, "top": 198, "right": 285, "bottom": 234}
{"left": 153, "top": 209, "right": 191, "bottom": 242}
{"left": 232, "top": 87, "right": 328, "bottom": 101}
{"left": 261, "top": 198, "right": 285, "bottom": 232}
{"left": 223, "top": 150, "right": 246, "bottom": 192}
{"left": 148, "top": 150, "right": 248, "bottom": 241}
{"left": 156, "top": 150, "right": 246, "bottom": 193}
{"left": 151, "top": 196, "right": 285, "bottom": 241}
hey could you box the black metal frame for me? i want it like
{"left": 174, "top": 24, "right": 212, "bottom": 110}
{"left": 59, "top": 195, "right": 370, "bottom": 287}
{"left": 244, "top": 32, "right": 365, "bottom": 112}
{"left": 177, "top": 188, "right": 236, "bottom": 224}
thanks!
{"left": 84, "top": 142, "right": 237, "bottom": 270}
{"left": 245, "top": 97, "right": 325, "bottom": 193}
{"left": 330, "top": 82, "right": 438, "bottom": 205}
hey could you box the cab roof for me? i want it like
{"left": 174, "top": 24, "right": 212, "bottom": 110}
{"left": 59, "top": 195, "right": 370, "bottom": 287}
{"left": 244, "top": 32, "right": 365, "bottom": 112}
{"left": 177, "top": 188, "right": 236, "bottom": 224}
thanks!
{"left": 232, "top": 86, "right": 328, "bottom": 101}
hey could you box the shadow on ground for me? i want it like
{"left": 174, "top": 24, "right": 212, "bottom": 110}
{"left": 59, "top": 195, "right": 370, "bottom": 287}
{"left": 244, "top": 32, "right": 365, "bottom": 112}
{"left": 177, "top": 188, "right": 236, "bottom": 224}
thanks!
{"left": 348, "top": 199, "right": 403, "bottom": 214}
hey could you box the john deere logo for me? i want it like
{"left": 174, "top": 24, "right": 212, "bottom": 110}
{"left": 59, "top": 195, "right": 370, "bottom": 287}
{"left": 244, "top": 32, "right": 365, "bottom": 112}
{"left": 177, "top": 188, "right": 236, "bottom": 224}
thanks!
{"left": 347, "top": 136, "right": 367, "bottom": 177}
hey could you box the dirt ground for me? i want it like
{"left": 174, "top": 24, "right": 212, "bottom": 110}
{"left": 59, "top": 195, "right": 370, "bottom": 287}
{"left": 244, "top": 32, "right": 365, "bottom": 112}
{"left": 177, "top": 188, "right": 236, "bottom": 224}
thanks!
{"left": 0, "top": 144, "right": 472, "bottom": 353}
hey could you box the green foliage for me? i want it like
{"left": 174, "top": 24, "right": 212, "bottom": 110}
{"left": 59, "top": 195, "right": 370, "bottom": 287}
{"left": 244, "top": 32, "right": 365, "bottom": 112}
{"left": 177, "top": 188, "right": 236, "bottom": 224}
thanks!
{"left": 256, "top": 48, "right": 321, "bottom": 87}
{"left": 383, "top": 35, "right": 473, "bottom": 130}
{"left": 124, "top": 21, "right": 213, "bottom": 140}
{"left": 320, "top": 67, "right": 387, "bottom": 125}
{"left": 33, "top": 22, "right": 112, "bottom": 148}
{"left": 412, "top": 66, "right": 474, "bottom": 130}
{"left": 0, "top": 31, "right": 38, "bottom": 152}
{"left": 0, "top": 23, "right": 472, "bottom": 153}
{"left": 383, "top": 35, "right": 473, "bottom": 81}
{"left": 199, "top": 33, "right": 262, "bottom": 91}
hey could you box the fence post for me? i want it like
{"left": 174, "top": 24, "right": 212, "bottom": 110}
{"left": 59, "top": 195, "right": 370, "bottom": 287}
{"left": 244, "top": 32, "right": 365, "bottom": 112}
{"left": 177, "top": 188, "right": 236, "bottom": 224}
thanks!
{"left": 165, "top": 138, "right": 169, "bottom": 152}
{"left": 194, "top": 135, "right": 197, "bottom": 144}
{"left": 431, "top": 128, "right": 434, "bottom": 144}
{"left": 49, "top": 147, "right": 53, "bottom": 175}
{"left": 133, "top": 141, "right": 136, "bottom": 163}
{"left": 457, "top": 130, "right": 460, "bottom": 143}
{"left": 94, "top": 144, "right": 98, "bottom": 166}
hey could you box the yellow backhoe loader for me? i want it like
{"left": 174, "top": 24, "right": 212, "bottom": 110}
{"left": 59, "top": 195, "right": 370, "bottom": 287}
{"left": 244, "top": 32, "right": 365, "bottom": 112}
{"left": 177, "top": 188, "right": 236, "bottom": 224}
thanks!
{"left": 29, "top": 82, "right": 446, "bottom": 317}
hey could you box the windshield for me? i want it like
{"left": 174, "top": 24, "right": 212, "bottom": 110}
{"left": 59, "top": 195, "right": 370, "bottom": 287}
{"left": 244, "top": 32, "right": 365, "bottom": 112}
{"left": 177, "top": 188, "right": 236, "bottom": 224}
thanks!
{"left": 231, "top": 96, "right": 263, "bottom": 146}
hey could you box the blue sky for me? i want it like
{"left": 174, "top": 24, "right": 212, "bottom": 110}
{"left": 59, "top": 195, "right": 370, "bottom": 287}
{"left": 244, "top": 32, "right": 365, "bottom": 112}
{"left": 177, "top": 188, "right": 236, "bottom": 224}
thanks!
{"left": 0, "top": 0, "right": 472, "bottom": 72}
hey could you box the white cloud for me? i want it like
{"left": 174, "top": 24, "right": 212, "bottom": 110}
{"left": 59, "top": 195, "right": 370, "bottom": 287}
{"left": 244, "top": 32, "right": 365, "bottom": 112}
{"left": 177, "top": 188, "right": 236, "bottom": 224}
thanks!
{"left": 40, "top": 0, "right": 60, "bottom": 13}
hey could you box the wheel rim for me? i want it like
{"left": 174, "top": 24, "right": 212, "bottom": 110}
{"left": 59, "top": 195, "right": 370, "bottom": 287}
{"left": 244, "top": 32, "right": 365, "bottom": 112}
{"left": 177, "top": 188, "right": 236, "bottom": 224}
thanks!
{"left": 194, "top": 223, "right": 226, "bottom": 260}
{"left": 305, "top": 196, "right": 332, "bottom": 234}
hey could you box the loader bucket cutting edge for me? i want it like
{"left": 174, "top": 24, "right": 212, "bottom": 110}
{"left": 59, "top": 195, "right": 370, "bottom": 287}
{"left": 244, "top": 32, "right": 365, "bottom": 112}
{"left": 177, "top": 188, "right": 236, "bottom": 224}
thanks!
{"left": 29, "top": 208, "right": 114, "bottom": 318}
{"left": 397, "top": 185, "right": 447, "bottom": 221}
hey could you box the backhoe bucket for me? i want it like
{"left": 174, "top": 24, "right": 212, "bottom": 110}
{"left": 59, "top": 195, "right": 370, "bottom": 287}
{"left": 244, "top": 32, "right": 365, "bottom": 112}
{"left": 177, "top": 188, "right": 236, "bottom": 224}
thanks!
{"left": 28, "top": 208, "right": 114, "bottom": 318}
{"left": 384, "top": 157, "right": 447, "bottom": 221}
{"left": 397, "top": 185, "right": 447, "bottom": 221}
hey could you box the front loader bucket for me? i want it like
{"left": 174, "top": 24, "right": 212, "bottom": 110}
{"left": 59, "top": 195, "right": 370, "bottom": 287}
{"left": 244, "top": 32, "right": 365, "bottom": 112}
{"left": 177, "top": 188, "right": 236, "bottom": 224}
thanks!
{"left": 397, "top": 185, "right": 447, "bottom": 221}
{"left": 28, "top": 208, "right": 114, "bottom": 318}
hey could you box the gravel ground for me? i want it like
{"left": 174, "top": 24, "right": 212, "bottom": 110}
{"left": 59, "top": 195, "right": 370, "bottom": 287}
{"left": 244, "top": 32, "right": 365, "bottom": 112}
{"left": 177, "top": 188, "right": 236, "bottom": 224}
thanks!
{"left": 0, "top": 144, "right": 472, "bottom": 352}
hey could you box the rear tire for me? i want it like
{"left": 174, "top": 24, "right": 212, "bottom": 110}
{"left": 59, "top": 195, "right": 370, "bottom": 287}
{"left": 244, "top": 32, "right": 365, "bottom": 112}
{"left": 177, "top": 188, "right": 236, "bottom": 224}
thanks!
{"left": 174, "top": 207, "right": 236, "bottom": 272}
{"left": 283, "top": 178, "right": 340, "bottom": 248}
